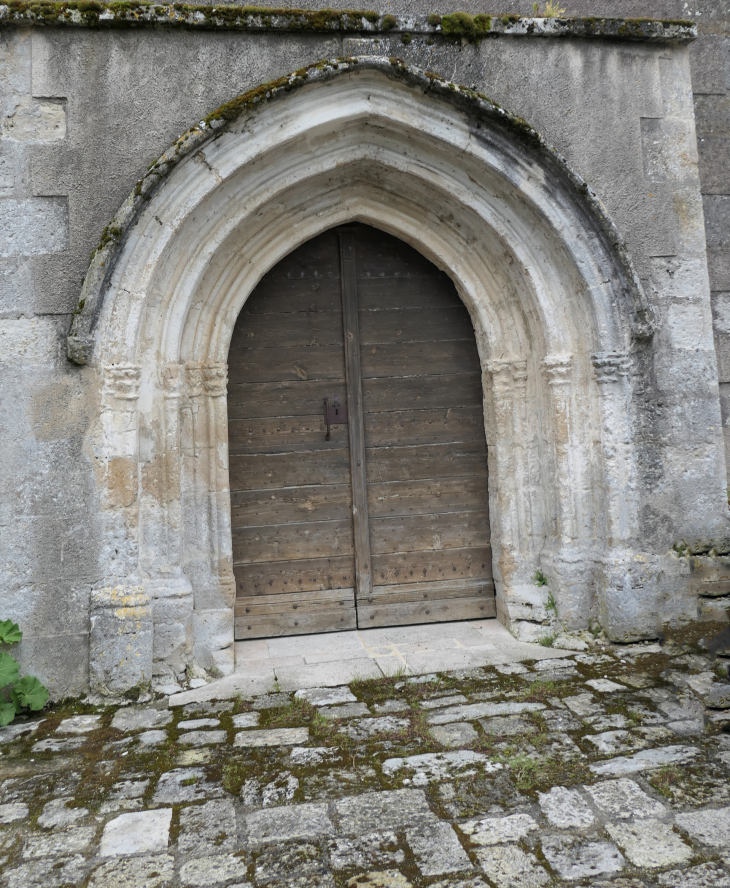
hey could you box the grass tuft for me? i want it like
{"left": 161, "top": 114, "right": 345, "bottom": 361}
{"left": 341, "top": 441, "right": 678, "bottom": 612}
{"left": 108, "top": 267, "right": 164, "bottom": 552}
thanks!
{"left": 265, "top": 697, "right": 316, "bottom": 728}
{"left": 649, "top": 764, "right": 681, "bottom": 798}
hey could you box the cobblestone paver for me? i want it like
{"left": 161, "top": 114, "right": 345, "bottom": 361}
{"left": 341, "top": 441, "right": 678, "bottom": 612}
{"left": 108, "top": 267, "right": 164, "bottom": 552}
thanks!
{"left": 1, "top": 631, "right": 730, "bottom": 887}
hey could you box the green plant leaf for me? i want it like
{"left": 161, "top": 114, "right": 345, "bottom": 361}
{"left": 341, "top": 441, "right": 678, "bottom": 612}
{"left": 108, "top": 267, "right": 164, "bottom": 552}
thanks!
{"left": 0, "top": 620, "right": 22, "bottom": 645}
{"left": 12, "top": 676, "right": 49, "bottom": 712}
{"left": 0, "top": 651, "right": 20, "bottom": 688}
{"left": 0, "top": 702, "right": 17, "bottom": 727}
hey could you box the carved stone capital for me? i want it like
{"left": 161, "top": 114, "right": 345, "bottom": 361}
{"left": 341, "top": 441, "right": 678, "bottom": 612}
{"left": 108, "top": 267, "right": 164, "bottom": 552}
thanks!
{"left": 592, "top": 351, "right": 630, "bottom": 384}
{"left": 487, "top": 359, "right": 528, "bottom": 395}
{"left": 541, "top": 354, "right": 573, "bottom": 386}
{"left": 202, "top": 363, "right": 228, "bottom": 397}
{"left": 185, "top": 362, "right": 204, "bottom": 398}
{"left": 102, "top": 364, "right": 141, "bottom": 401}
{"left": 511, "top": 363, "right": 528, "bottom": 390}
{"left": 185, "top": 362, "right": 228, "bottom": 398}
{"left": 160, "top": 362, "right": 184, "bottom": 398}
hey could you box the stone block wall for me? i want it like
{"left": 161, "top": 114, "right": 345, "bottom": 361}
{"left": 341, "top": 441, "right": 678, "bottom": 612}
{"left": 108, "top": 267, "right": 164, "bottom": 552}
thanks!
{"left": 0, "top": 29, "right": 92, "bottom": 698}
{"left": 689, "top": 8, "right": 730, "bottom": 479}
{"left": 0, "top": 1, "right": 728, "bottom": 697}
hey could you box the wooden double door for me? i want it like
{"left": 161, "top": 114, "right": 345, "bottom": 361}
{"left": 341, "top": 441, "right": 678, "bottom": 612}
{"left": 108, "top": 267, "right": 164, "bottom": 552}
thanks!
{"left": 228, "top": 224, "right": 495, "bottom": 639}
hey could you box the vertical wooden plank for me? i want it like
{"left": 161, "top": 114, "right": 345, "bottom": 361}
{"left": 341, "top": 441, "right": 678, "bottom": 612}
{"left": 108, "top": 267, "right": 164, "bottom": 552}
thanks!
{"left": 354, "top": 224, "right": 494, "bottom": 628}
{"left": 339, "top": 231, "right": 373, "bottom": 608}
{"left": 229, "top": 230, "right": 357, "bottom": 640}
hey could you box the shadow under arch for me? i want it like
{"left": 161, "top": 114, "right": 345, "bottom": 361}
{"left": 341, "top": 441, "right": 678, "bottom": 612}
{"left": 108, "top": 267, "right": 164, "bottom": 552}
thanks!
{"left": 75, "top": 56, "right": 654, "bottom": 685}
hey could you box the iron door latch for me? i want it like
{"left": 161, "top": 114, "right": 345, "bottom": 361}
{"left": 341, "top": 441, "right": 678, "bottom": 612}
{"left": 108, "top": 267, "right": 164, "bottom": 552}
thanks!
{"left": 324, "top": 397, "right": 348, "bottom": 440}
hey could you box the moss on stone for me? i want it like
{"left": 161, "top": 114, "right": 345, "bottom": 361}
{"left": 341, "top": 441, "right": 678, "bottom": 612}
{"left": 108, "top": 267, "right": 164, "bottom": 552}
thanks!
{"left": 381, "top": 12, "right": 395, "bottom": 30}
{"left": 203, "top": 58, "right": 358, "bottom": 125}
{"left": 0, "top": 1, "right": 384, "bottom": 31}
{"left": 89, "top": 223, "right": 122, "bottom": 261}
{"left": 439, "top": 11, "right": 491, "bottom": 43}
{"left": 0, "top": 3, "right": 696, "bottom": 44}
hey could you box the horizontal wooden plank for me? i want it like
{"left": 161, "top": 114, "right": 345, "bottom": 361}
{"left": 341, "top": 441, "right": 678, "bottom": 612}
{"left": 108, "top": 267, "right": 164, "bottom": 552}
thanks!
{"left": 360, "top": 342, "right": 481, "bottom": 378}
{"left": 229, "top": 448, "right": 351, "bottom": 490}
{"left": 229, "top": 310, "right": 344, "bottom": 349}
{"left": 361, "top": 373, "right": 482, "bottom": 412}
{"left": 228, "top": 380, "right": 347, "bottom": 420}
{"left": 364, "top": 407, "right": 485, "bottom": 448}
{"left": 236, "top": 588, "right": 355, "bottom": 615}
{"left": 359, "top": 306, "right": 474, "bottom": 345}
{"left": 362, "top": 577, "right": 494, "bottom": 605}
{"left": 235, "top": 607, "right": 357, "bottom": 639}
{"left": 239, "top": 278, "right": 342, "bottom": 314}
{"left": 367, "top": 477, "right": 489, "bottom": 519}
{"left": 357, "top": 596, "right": 496, "bottom": 628}
{"left": 354, "top": 227, "right": 439, "bottom": 277}
{"left": 235, "top": 555, "right": 355, "bottom": 596}
{"left": 357, "top": 275, "right": 462, "bottom": 311}
{"left": 228, "top": 346, "right": 345, "bottom": 385}
{"left": 372, "top": 547, "right": 493, "bottom": 586}
{"left": 229, "top": 414, "right": 348, "bottom": 454}
{"left": 266, "top": 231, "right": 340, "bottom": 281}
{"left": 227, "top": 424, "right": 486, "bottom": 476}
{"left": 369, "top": 511, "right": 490, "bottom": 555}
{"left": 231, "top": 484, "right": 352, "bottom": 527}
{"left": 365, "top": 442, "right": 488, "bottom": 483}
{"left": 232, "top": 518, "right": 354, "bottom": 564}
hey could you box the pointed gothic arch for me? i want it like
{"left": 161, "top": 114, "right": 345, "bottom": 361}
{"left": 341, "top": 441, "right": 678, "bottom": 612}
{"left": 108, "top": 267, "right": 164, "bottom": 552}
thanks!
{"left": 71, "top": 57, "right": 653, "bottom": 684}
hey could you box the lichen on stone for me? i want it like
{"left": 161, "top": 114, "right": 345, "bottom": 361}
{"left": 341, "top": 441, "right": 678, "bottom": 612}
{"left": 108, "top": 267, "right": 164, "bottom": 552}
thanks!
{"left": 0, "top": 3, "right": 697, "bottom": 44}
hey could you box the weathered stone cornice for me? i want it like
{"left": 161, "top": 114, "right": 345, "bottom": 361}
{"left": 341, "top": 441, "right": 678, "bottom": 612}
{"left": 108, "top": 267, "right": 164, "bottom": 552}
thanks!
{"left": 0, "top": 4, "right": 696, "bottom": 43}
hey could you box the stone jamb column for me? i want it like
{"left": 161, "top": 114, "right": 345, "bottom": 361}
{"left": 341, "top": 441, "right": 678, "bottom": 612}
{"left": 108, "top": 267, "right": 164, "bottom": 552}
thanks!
{"left": 183, "top": 361, "right": 235, "bottom": 677}
{"left": 99, "top": 364, "right": 141, "bottom": 513}
{"left": 183, "top": 361, "right": 211, "bottom": 581}
{"left": 487, "top": 359, "right": 520, "bottom": 570}
{"left": 202, "top": 362, "right": 236, "bottom": 610}
{"left": 160, "top": 361, "right": 185, "bottom": 571}
{"left": 487, "top": 358, "right": 548, "bottom": 632}
{"left": 592, "top": 350, "right": 657, "bottom": 641}
{"left": 591, "top": 351, "right": 635, "bottom": 547}
{"left": 142, "top": 362, "right": 194, "bottom": 684}
{"left": 540, "top": 354, "right": 575, "bottom": 545}
{"left": 509, "top": 360, "right": 535, "bottom": 559}
{"left": 90, "top": 364, "right": 153, "bottom": 697}
{"left": 539, "top": 353, "right": 595, "bottom": 629}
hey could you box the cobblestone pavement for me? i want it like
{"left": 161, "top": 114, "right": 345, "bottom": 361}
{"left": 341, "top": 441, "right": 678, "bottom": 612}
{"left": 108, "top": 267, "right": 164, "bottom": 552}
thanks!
{"left": 1, "top": 631, "right": 730, "bottom": 888}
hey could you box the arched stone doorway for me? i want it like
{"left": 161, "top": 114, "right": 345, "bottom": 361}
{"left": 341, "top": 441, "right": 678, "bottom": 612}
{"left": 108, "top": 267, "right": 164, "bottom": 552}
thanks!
{"left": 69, "top": 57, "right": 661, "bottom": 690}
{"left": 228, "top": 223, "right": 495, "bottom": 639}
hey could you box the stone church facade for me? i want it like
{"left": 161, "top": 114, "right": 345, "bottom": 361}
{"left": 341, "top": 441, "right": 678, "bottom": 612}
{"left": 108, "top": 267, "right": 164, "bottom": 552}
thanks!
{"left": 1, "top": 0, "right": 729, "bottom": 699}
